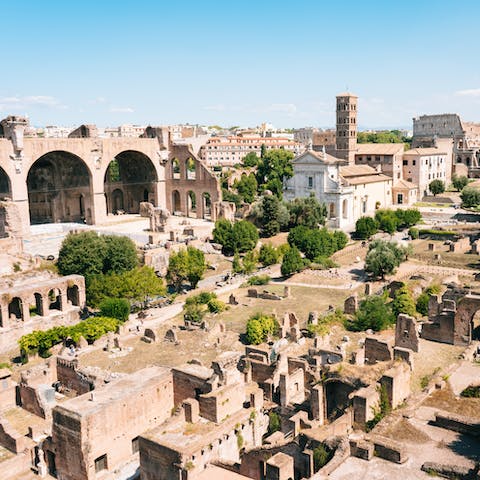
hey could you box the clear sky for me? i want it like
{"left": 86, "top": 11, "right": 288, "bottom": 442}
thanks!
{"left": 2, "top": 0, "right": 480, "bottom": 129}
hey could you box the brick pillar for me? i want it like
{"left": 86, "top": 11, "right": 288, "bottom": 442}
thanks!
{"left": 21, "top": 298, "right": 30, "bottom": 323}
{"left": 310, "top": 384, "right": 324, "bottom": 424}
{"left": 91, "top": 192, "right": 107, "bottom": 225}
{"left": 59, "top": 291, "right": 68, "bottom": 312}
{"left": 0, "top": 304, "right": 9, "bottom": 328}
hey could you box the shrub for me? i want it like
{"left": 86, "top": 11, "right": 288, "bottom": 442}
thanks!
{"left": 183, "top": 302, "right": 206, "bottom": 324}
{"left": 245, "top": 313, "right": 276, "bottom": 344}
{"left": 345, "top": 293, "right": 395, "bottom": 332}
{"left": 259, "top": 244, "right": 280, "bottom": 266}
{"left": 207, "top": 298, "right": 226, "bottom": 314}
{"left": 313, "top": 444, "right": 333, "bottom": 472}
{"left": 460, "top": 385, "right": 480, "bottom": 398}
{"left": 408, "top": 227, "right": 419, "bottom": 239}
{"left": 19, "top": 316, "right": 119, "bottom": 357}
{"left": 196, "top": 292, "right": 217, "bottom": 304}
{"left": 365, "top": 240, "right": 406, "bottom": 279}
{"left": 375, "top": 209, "right": 398, "bottom": 234}
{"left": 461, "top": 186, "right": 480, "bottom": 208}
{"left": 416, "top": 292, "right": 429, "bottom": 316}
{"left": 355, "top": 216, "right": 379, "bottom": 239}
{"left": 281, "top": 246, "right": 306, "bottom": 276}
{"left": 268, "top": 412, "right": 281, "bottom": 434}
{"left": 99, "top": 298, "right": 130, "bottom": 322}
{"left": 392, "top": 285, "right": 416, "bottom": 318}
{"left": 247, "top": 275, "right": 271, "bottom": 286}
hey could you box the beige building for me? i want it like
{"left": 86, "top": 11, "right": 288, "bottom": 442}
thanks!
{"left": 200, "top": 136, "right": 301, "bottom": 167}
{"left": 284, "top": 150, "right": 392, "bottom": 231}
{"left": 402, "top": 147, "right": 447, "bottom": 197}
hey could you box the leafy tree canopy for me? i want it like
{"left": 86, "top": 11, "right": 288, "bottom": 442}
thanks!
{"left": 429, "top": 179, "right": 445, "bottom": 196}
{"left": 345, "top": 293, "right": 395, "bottom": 332}
{"left": 452, "top": 174, "right": 469, "bottom": 192}
{"left": 364, "top": 239, "right": 406, "bottom": 279}
{"left": 256, "top": 149, "right": 294, "bottom": 199}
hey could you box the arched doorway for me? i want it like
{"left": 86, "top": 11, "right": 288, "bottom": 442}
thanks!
{"left": 0, "top": 166, "right": 11, "bottom": 199}
{"left": 202, "top": 192, "right": 211, "bottom": 219}
{"left": 104, "top": 151, "right": 157, "bottom": 215}
{"left": 67, "top": 285, "right": 80, "bottom": 307}
{"left": 48, "top": 289, "right": 62, "bottom": 311}
{"left": 171, "top": 158, "right": 180, "bottom": 179}
{"left": 324, "top": 380, "right": 355, "bottom": 421}
{"left": 329, "top": 203, "right": 335, "bottom": 219}
{"left": 172, "top": 190, "right": 181, "bottom": 213}
{"left": 8, "top": 297, "right": 23, "bottom": 321}
{"left": 186, "top": 191, "right": 196, "bottom": 218}
{"left": 27, "top": 151, "right": 93, "bottom": 224}
{"left": 33, "top": 293, "right": 45, "bottom": 316}
{"left": 186, "top": 158, "right": 196, "bottom": 180}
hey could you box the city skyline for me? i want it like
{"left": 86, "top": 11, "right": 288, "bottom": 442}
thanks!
{"left": 2, "top": 0, "right": 480, "bottom": 128}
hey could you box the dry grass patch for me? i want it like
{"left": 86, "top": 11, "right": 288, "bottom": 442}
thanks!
{"left": 422, "top": 383, "right": 480, "bottom": 419}
{"left": 383, "top": 418, "right": 431, "bottom": 444}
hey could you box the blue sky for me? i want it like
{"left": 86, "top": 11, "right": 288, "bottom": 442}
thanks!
{"left": 2, "top": 0, "right": 480, "bottom": 129}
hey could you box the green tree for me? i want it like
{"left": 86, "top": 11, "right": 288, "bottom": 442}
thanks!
{"left": 242, "top": 152, "right": 259, "bottom": 167}
{"left": 57, "top": 231, "right": 108, "bottom": 283}
{"left": 167, "top": 247, "right": 206, "bottom": 292}
{"left": 213, "top": 219, "right": 234, "bottom": 253}
{"left": 57, "top": 232, "right": 138, "bottom": 285}
{"left": 99, "top": 298, "right": 130, "bottom": 322}
{"left": 345, "top": 293, "right": 395, "bottom": 332}
{"left": 365, "top": 240, "right": 406, "bottom": 279}
{"left": 461, "top": 186, "right": 480, "bottom": 208}
{"left": 416, "top": 292, "right": 429, "bottom": 316}
{"left": 395, "top": 208, "right": 421, "bottom": 229}
{"left": 245, "top": 313, "right": 276, "bottom": 344}
{"left": 429, "top": 179, "right": 445, "bottom": 196}
{"left": 256, "top": 149, "right": 294, "bottom": 198}
{"left": 259, "top": 244, "right": 279, "bottom": 266}
{"left": 235, "top": 173, "right": 258, "bottom": 203}
{"left": 232, "top": 252, "right": 243, "bottom": 273}
{"left": 261, "top": 194, "right": 281, "bottom": 237}
{"left": 287, "top": 194, "right": 327, "bottom": 228}
{"left": 452, "top": 174, "right": 469, "bottom": 192}
{"left": 103, "top": 235, "right": 138, "bottom": 274}
{"left": 355, "top": 216, "right": 379, "bottom": 239}
{"left": 281, "top": 246, "right": 305, "bottom": 276}
{"left": 375, "top": 209, "right": 398, "bottom": 234}
{"left": 242, "top": 250, "right": 258, "bottom": 274}
{"left": 392, "top": 285, "right": 416, "bottom": 318}
{"left": 232, "top": 220, "right": 259, "bottom": 253}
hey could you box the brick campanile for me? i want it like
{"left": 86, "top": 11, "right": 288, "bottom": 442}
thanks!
{"left": 335, "top": 92, "right": 358, "bottom": 164}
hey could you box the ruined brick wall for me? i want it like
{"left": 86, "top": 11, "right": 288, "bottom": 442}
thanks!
{"left": 139, "top": 440, "right": 182, "bottom": 480}
{"left": 52, "top": 367, "right": 174, "bottom": 480}
{"left": 56, "top": 358, "right": 94, "bottom": 395}
{"left": 198, "top": 384, "right": 245, "bottom": 423}
{"left": 172, "top": 368, "right": 213, "bottom": 406}
{"left": 364, "top": 337, "right": 393, "bottom": 364}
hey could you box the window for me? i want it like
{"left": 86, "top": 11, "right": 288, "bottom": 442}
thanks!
{"left": 403, "top": 160, "right": 408, "bottom": 166}
{"left": 413, "top": 160, "right": 416, "bottom": 166}
{"left": 95, "top": 455, "right": 108, "bottom": 473}
{"left": 132, "top": 437, "right": 139, "bottom": 454}
{"left": 308, "top": 176, "right": 313, "bottom": 188}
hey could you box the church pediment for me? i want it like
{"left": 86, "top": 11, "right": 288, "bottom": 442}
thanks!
{"left": 293, "top": 151, "right": 328, "bottom": 165}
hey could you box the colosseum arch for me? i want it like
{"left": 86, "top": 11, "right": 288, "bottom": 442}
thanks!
{"left": 104, "top": 150, "right": 157, "bottom": 215}
{"left": 27, "top": 151, "right": 93, "bottom": 225}
{"left": 0, "top": 165, "right": 11, "bottom": 199}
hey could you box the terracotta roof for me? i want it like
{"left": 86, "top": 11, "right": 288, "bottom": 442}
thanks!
{"left": 294, "top": 150, "right": 342, "bottom": 164}
{"left": 340, "top": 164, "right": 377, "bottom": 176}
{"left": 393, "top": 179, "right": 417, "bottom": 190}
{"left": 403, "top": 148, "right": 447, "bottom": 155}
{"left": 356, "top": 143, "right": 404, "bottom": 155}
{"left": 342, "top": 174, "right": 392, "bottom": 185}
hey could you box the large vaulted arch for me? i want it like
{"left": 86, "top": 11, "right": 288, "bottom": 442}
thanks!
{"left": 27, "top": 151, "right": 93, "bottom": 224}
{"left": 104, "top": 150, "right": 157, "bottom": 214}
{"left": 0, "top": 165, "right": 11, "bottom": 199}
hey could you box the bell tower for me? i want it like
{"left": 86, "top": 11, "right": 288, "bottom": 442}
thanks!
{"left": 335, "top": 93, "right": 358, "bottom": 164}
